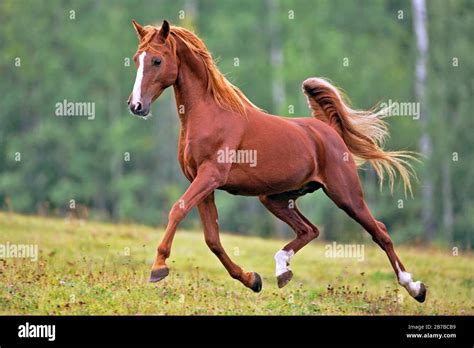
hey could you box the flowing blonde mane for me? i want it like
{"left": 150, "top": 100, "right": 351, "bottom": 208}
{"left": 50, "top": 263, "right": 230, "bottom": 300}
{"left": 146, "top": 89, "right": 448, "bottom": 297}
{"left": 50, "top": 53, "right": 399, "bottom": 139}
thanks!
{"left": 146, "top": 25, "right": 260, "bottom": 115}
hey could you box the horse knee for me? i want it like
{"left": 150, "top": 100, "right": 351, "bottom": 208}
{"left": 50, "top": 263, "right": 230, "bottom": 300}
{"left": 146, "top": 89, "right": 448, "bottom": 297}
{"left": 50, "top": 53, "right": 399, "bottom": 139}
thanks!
{"left": 205, "top": 238, "right": 222, "bottom": 255}
{"left": 169, "top": 203, "right": 186, "bottom": 223}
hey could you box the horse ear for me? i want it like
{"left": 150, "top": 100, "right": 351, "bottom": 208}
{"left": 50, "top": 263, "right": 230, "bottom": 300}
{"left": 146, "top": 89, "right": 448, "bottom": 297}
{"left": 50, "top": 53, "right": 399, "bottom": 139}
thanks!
{"left": 132, "top": 19, "right": 146, "bottom": 40}
{"left": 158, "top": 20, "right": 170, "bottom": 41}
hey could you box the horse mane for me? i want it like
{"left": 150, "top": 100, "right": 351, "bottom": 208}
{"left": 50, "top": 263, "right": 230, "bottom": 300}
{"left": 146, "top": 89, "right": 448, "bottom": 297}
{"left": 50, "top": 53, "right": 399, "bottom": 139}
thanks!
{"left": 170, "top": 26, "right": 262, "bottom": 115}
{"left": 144, "top": 24, "right": 260, "bottom": 116}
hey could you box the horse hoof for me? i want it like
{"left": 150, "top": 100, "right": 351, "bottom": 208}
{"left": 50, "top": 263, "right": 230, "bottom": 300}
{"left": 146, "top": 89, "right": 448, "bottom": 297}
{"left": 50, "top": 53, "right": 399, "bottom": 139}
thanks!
{"left": 149, "top": 267, "right": 169, "bottom": 283}
{"left": 249, "top": 272, "right": 262, "bottom": 293}
{"left": 277, "top": 270, "right": 293, "bottom": 288}
{"left": 414, "top": 283, "right": 427, "bottom": 303}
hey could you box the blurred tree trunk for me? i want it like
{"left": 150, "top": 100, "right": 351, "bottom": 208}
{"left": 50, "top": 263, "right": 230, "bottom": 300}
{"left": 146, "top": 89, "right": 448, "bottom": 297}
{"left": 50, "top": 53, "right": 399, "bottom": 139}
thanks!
{"left": 439, "top": 4, "right": 454, "bottom": 245}
{"left": 412, "top": 0, "right": 435, "bottom": 241}
{"left": 267, "top": 0, "right": 285, "bottom": 112}
{"left": 266, "top": 0, "right": 288, "bottom": 238}
{"left": 441, "top": 159, "right": 454, "bottom": 243}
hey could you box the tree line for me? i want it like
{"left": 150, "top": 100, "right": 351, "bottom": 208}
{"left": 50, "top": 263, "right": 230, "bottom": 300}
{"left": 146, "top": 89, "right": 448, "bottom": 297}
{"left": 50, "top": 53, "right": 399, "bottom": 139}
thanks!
{"left": 0, "top": 0, "right": 472, "bottom": 248}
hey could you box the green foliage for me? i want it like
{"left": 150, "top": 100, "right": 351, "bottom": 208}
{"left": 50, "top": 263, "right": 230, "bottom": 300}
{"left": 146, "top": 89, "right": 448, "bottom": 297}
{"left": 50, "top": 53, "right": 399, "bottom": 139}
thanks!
{"left": 0, "top": 0, "right": 472, "bottom": 247}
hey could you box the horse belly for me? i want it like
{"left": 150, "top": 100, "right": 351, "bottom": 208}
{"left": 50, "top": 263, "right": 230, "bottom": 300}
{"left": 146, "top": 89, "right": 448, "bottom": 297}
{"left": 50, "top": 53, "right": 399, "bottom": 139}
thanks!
{"left": 221, "top": 158, "right": 314, "bottom": 196}
{"left": 218, "top": 115, "right": 321, "bottom": 196}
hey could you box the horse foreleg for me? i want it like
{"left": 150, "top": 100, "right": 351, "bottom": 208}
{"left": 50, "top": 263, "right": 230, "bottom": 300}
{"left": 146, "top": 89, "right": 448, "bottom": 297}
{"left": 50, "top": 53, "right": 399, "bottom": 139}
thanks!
{"left": 149, "top": 165, "right": 226, "bottom": 282}
{"left": 259, "top": 194, "right": 320, "bottom": 288}
{"left": 198, "top": 193, "right": 262, "bottom": 292}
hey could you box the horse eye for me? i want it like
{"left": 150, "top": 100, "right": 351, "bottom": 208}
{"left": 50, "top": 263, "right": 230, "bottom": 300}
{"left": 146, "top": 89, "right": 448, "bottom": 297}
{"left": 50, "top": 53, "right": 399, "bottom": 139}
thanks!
{"left": 152, "top": 57, "right": 162, "bottom": 66}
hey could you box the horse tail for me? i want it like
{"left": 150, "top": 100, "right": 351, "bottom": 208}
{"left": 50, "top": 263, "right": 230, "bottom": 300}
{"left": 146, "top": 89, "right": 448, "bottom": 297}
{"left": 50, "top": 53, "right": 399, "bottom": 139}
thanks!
{"left": 302, "top": 77, "right": 418, "bottom": 196}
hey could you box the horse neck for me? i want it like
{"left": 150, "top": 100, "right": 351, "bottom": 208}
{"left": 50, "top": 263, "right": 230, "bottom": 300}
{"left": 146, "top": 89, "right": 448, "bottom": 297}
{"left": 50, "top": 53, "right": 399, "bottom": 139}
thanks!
{"left": 172, "top": 39, "right": 212, "bottom": 123}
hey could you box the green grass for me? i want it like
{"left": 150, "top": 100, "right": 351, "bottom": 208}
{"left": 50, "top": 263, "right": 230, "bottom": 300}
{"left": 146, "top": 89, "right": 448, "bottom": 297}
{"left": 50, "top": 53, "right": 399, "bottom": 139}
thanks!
{"left": 0, "top": 212, "right": 472, "bottom": 315}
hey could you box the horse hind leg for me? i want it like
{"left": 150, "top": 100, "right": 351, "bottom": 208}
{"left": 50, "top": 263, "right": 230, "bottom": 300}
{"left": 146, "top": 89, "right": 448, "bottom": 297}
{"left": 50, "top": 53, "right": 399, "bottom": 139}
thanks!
{"left": 259, "top": 194, "right": 320, "bottom": 288}
{"left": 323, "top": 167, "right": 427, "bottom": 302}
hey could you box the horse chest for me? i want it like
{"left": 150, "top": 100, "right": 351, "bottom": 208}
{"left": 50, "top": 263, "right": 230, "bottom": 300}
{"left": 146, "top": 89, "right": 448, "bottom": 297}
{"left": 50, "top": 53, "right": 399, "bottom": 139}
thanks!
{"left": 179, "top": 128, "right": 219, "bottom": 180}
{"left": 178, "top": 140, "right": 198, "bottom": 180}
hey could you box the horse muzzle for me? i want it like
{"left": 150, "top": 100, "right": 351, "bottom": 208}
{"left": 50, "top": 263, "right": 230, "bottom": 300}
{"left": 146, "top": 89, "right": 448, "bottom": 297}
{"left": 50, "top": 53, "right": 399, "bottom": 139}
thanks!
{"left": 129, "top": 100, "right": 150, "bottom": 117}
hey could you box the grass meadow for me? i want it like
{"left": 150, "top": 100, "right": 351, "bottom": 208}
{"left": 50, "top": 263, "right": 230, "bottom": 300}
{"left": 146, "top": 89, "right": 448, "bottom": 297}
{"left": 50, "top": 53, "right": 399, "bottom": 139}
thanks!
{"left": 0, "top": 212, "right": 472, "bottom": 315}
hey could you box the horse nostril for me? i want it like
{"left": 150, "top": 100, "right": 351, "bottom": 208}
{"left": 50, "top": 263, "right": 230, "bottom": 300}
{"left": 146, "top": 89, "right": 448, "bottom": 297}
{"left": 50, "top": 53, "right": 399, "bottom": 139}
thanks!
{"left": 135, "top": 102, "right": 142, "bottom": 112}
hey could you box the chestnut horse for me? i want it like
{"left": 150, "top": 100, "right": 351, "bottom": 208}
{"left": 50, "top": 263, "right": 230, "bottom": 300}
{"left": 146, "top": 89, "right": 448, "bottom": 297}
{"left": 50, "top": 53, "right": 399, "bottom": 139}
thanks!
{"left": 128, "top": 20, "right": 426, "bottom": 302}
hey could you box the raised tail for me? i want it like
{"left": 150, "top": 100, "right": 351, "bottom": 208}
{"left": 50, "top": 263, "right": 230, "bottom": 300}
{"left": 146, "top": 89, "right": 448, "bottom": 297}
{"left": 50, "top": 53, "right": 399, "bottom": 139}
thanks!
{"left": 302, "top": 77, "right": 418, "bottom": 196}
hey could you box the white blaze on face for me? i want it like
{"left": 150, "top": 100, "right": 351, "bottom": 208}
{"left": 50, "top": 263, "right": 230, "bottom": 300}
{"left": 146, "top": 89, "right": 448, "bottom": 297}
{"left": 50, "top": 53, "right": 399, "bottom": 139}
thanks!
{"left": 396, "top": 261, "right": 421, "bottom": 297}
{"left": 131, "top": 51, "right": 147, "bottom": 105}
{"left": 275, "top": 249, "right": 294, "bottom": 276}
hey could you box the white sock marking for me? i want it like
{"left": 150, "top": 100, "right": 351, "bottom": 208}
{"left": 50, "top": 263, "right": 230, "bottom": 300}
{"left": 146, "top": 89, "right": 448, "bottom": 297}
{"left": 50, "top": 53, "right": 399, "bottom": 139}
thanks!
{"left": 131, "top": 51, "right": 146, "bottom": 105}
{"left": 396, "top": 261, "right": 421, "bottom": 297}
{"left": 275, "top": 249, "right": 294, "bottom": 277}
